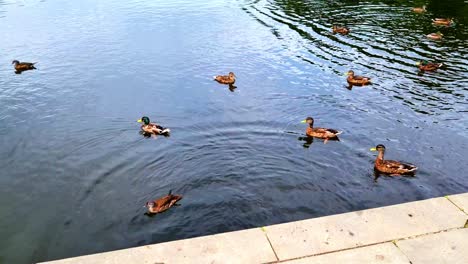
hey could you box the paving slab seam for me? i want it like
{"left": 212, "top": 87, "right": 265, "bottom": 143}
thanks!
{"left": 391, "top": 239, "right": 414, "bottom": 264}
{"left": 260, "top": 227, "right": 280, "bottom": 263}
{"left": 265, "top": 226, "right": 465, "bottom": 263}
{"left": 445, "top": 195, "right": 467, "bottom": 215}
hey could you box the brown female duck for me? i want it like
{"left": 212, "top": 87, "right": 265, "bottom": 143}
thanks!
{"left": 416, "top": 60, "right": 443, "bottom": 72}
{"left": 301, "top": 117, "right": 342, "bottom": 144}
{"left": 426, "top": 32, "right": 443, "bottom": 40}
{"left": 432, "top": 18, "right": 455, "bottom": 27}
{"left": 347, "top": 70, "right": 371, "bottom": 86}
{"left": 370, "top": 144, "right": 418, "bottom": 176}
{"left": 214, "top": 72, "right": 236, "bottom": 86}
{"left": 145, "top": 190, "right": 183, "bottom": 214}
{"left": 12, "top": 60, "right": 37, "bottom": 73}
{"left": 412, "top": 5, "right": 426, "bottom": 13}
{"left": 137, "top": 116, "right": 170, "bottom": 135}
{"left": 332, "top": 25, "right": 349, "bottom": 35}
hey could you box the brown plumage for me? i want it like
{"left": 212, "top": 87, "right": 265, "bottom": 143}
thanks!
{"left": 214, "top": 72, "right": 236, "bottom": 85}
{"left": 412, "top": 6, "right": 426, "bottom": 13}
{"left": 332, "top": 25, "right": 349, "bottom": 35}
{"left": 12, "top": 60, "right": 37, "bottom": 73}
{"left": 432, "top": 18, "right": 454, "bottom": 27}
{"left": 426, "top": 32, "right": 443, "bottom": 40}
{"left": 301, "top": 117, "right": 342, "bottom": 144}
{"left": 370, "top": 144, "right": 418, "bottom": 176}
{"left": 347, "top": 70, "right": 371, "bottom": 86}
{"left": 145, "top": 190, "right": 183, "bottom": 214}
{"left": 416, "top": 61, "right": 443, "bottom": 72}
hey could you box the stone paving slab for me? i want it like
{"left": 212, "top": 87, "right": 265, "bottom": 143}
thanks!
{"left": 41, "top": 228, "right": 276, "bottom": 264}
{"left": 396, "top": 228, "right": 468, "bottom": 264}
{"left": 448, "top": 193, "right": 468, "bottom": 214}
{"left": 264, "top": 197, "right": 466, "bottom": 260}
{"left": 282, "top": 243, "right": 410, "bottom": 264}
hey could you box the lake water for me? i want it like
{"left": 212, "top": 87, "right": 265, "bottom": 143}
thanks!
{"left": 0, "top": 0, "right": 467, "bottom": 263}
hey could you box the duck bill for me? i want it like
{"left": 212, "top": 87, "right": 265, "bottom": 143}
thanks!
{"left": 416, "top": 62, "right": 421, "bottom": 66}
{"left": 370, "top": 148, "right": 377, "bottom": 151}
{"left": 137, "top": 119, "right": 142, "bottom": 123}
{"left": 301, "top": 120, "right": 307, "bottom": 123}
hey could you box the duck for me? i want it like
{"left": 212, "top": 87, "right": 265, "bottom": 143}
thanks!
{"left": 412, "top": 5, "right": 426, "bottom": 13}
{"left": 145, "top": 190, "right": 183, "bottom": 214}
{"left": 432, "top": 18, "right": 455, "bottom": 27}
{"left": 416, "top": 60, "right": 443, "bottom": 72}
{"left": 137, "top": 116, "right": 170, "bottom": 135}
{"left": 332, "top": 25, "right": 349, "bottom": 35}
{"left": 12, "top": 60, "right": 37, "bottom": 73}
{"left": 370, "top": 144, "right": 418, "bottom": 176}
{"left": 347, "top": 70, "right": 371, "bottom": 86}
{"left": 214, "top": 72, "right": 236, "bottom": 86}
{"left": 301, "top": 117, "right": 342, "bottom": 144}
{"left": 426, "top": 32, "right": 443, "bottom": 40}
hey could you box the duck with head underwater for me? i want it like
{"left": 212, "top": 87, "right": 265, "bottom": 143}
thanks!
{"left": 427, "top": 32, "right": 443, "bottom": 40}
{"left": 370, "top": 144, "right": 418, "bottom": 176}
{"left": 412, "top": 5, "right": 426, "bottom": 13}
{"left": 416, "top": 60, "right": 443, "bottom": 72}
{"left": 145, "top": 190, "right": 183, "bottom": 214}
{"left": 137, "top": 116, "right": 170, "bottom": 135}
{"left": 432, "top": 18, "right": 455, "bottom": 27}
{"left": 332, "top": 25, "right": 349, "bottom": 35}
{"left": 301, "top": 117, "right": 342, "bottom": 144}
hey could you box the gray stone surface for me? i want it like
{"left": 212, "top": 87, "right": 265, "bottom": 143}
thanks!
{"left": 397, "top": 228, "right": 468, "bottom": 264}
{"left": 41, "top": 228, "right": 276, "bottom": 264}
{"left": 283, "top": 243, "right": 410, "bottom": 264}
{"left": 448, "top": 193, "right": 468, "bottom": 214}
{"left": 264, "top": 197, "right": 466, "bottom": 260}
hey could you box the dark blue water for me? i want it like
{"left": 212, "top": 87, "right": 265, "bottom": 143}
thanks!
{"left": 0, "top": 0, "right": 467, "bottom": 263}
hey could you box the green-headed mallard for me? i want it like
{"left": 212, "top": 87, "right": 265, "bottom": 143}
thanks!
{"left": 412, "top": 5, "right": 426, "bottom": 13}
{"left": 347, "top": 70, "right": 371, "bottom": 86}
{"left": 416, "top": 60, "right": 443, "bottom": 71}
{"left": 301, "top": 117, "right": 342, "bottom": 144}
{"left": 370, "top": 144, "right": 418, "bottom": 175}
{"left": 432, "top": 18, "right": 455, "bottom": 27}
{"left": 145, "top": 190, "right": 182, "bottom": 214}
{"left": 12, "top": 60, "right": 37, "bottom": 73}
{"left": 332, "top": 25, "right": 349, "bottom": 35}
{"left": 427, "top": 32, "right": 443, "bottom": 40}
{"left": 137, "top": 116, "right": 170, "bottom": 135}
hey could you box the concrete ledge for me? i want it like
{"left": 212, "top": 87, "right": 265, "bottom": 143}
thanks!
{"left": 41, "top": 193, "right": 468, "bottom": 264}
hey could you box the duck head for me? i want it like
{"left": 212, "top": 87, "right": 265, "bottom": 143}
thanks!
{"left": 137, "top": 116, "right": 150, "bottom": 125}
{"left": 370, "top": 144, "right": 386, "bottom": 153}
{"left": 12, "top": 60, "right": 19, "bottom": 65}
{"left": 229, "top": 72, "right": 236, "bottom": 78}
{"left": 301, "top": 117, "right": 314, "bottom": 126}
{"left": 347, "top": 70, "right": 355, "bottom": 77}
{"left": 145, "top": 201, "right": 155, "bottom": 211}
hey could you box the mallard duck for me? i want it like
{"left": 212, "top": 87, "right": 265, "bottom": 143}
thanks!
{"left": 332, "top": 25, "right": 349, "bottom": 35}
{"left": 12, "top": 60, "right": 37, "bottom": 73}
{"left": 432, "top": 18, "right": 455, "bottom": 27}
{"left": 137, "top": 116, "right": 170, "bottom": 135}
{"left": 370, "top": 144, "right": 418, "bottom": 175}
{"left": 427, "top": 32, "right": 443, "bottom": 40}
{"left": 214, "top": 72, "right": 236, "bottom": 86}
{"left": 301, "top": 117, "right": 342, "bottom": 144}
{"left": 416, "top": 60, "right": 443, "bottom": 71}
{"left": 412, "top": 5, "right": 426, "bottom": 13}
{"left": 145, "top": 190, "right": 182, "bottom": 214}
{"left": 347, "top": 70, "right": 371, "bottom": 86}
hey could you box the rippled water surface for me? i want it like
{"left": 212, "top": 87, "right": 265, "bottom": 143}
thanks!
{"left": 1, "top": 0, "right": 467, "bottom": 263}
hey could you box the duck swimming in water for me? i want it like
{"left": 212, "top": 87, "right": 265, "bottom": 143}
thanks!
{"left": 214, "top": 72, "right": 236, "bottom": 87}
{"left": 416, "top": 60, "right": 443, "bottom": 72}
{"left": 370, "top": 144, "right": 418, "bottom": 176}
{"left": 301, "top": 117, "right": 342, "bottom": 144}
{"left": 427, "top": 32, "right": 443, "bottom": 40}
{"left": 137, "top": 116, "right": 170, "bottom": 135}
{"left": 347, "top": 70, "right": 371, "bottom": 86}
{"left": 145, "top": 190, "right": 183, "bottom": 214}
{"left": 412, "top": 5, "right": 426, "bottom": 13}
{"left": 432, "top": 18, "right": 455, "bottom": 27}
{"left": 332, "top": 25, "right": 349, "bottom": 35}
{"left": 12, "top": 60, "right": 37, "bottom": 74}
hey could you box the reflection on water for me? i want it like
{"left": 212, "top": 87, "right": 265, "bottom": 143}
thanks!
{"left": 0, "top": 0, "right": 467, "bottom": 263}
